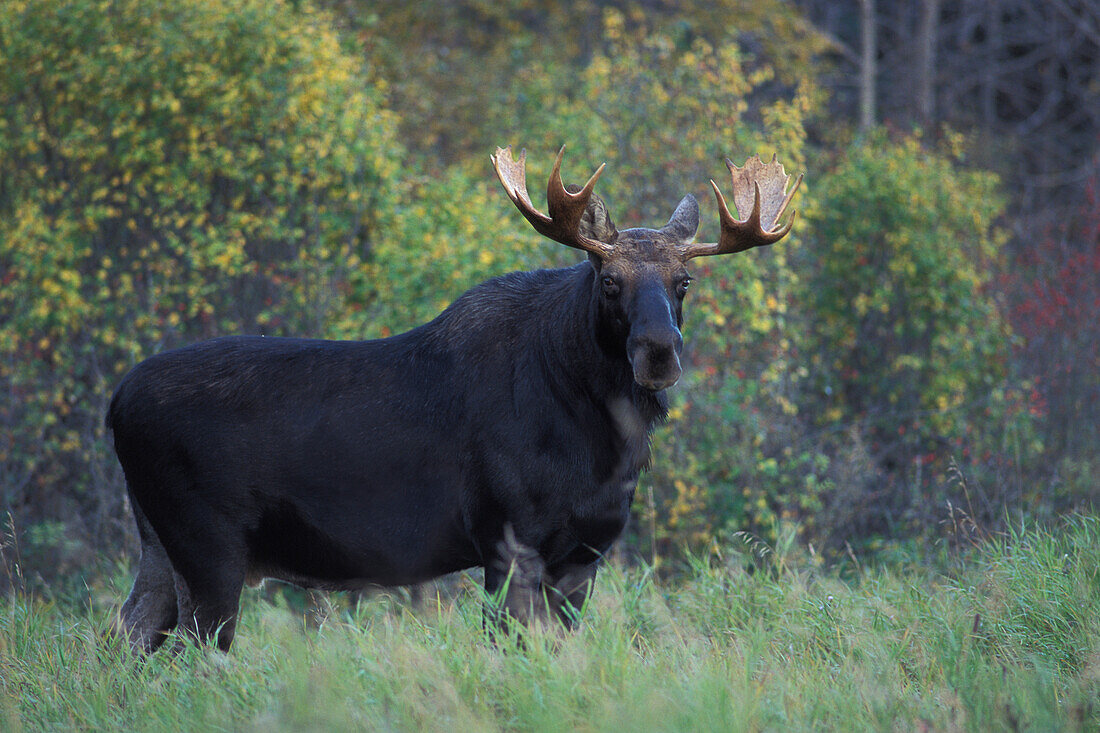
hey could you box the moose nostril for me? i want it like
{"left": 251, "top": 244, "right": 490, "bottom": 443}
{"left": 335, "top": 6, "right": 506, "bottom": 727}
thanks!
{"left": 650, "top": 345, "right": 676, "bottom": 364}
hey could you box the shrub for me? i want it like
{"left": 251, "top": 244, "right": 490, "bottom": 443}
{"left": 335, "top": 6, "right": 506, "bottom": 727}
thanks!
{"left": 794, "top": 131, "right": 1037, "bottom": 543}
{"left": 1009, "top": 177, "right": 1100, "bottom": 459}
{"left": 0, "top": 0, "right": 402, "bottom": 576}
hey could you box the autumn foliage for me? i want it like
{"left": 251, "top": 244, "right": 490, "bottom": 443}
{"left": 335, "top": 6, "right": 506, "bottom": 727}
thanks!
{"left": 0, "top": 0, "right": 1089, "bottom": 579}
{"left": 1006, "top": 176, "right": 1100, "bottom": 506}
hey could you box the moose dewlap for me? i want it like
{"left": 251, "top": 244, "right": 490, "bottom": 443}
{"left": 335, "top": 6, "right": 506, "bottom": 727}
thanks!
{"left": 108, "top": 145, "right": 801, "bottom": 653}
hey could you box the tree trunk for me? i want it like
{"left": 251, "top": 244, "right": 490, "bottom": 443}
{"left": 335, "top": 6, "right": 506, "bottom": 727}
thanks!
{"left": 916, "top": 0, "right": 939, "bottom": 126}
{"left": 859, "top": 0, "right": 877, "bottom": 130}
{"left": 981, "top": 1, "right": 999, "bottom": 130}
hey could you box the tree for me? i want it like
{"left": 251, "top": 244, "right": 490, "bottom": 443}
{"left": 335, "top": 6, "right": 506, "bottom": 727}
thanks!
{"left": 326, "top": 0, "right": 830, "bottom": 165}
{"left": 796, "top": 0, "right": 1100, "bottom": 228}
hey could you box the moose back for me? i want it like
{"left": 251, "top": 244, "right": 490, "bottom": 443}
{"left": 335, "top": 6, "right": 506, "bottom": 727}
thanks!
{"left": 108, "top": 146, "right": 801, "bottom": 652}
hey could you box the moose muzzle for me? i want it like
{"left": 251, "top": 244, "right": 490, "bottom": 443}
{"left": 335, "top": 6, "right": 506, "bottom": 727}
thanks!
{"left": 626, "top": 285, "right": 683, "bottom": 391}
{"left": 628, "top": 332, "right": 683, "bottom": 391}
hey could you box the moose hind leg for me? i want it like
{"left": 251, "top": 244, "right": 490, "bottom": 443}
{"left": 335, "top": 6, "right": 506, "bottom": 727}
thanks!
{"left": 117, "top": 506, "right": 179, "bottom": 654}
{"left": 171, "top": 550, "right": 246, "bottom": 653}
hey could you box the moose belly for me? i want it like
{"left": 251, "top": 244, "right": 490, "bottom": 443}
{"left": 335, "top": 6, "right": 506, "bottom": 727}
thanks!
{"left": 244, "top": 483, "right": 477, "bottom": 589}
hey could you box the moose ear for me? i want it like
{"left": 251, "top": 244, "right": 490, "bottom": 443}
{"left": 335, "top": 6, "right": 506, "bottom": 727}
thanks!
{"left": 660, "top": 194, "right": 700, "bottom": 244}
{"left": 566, "top": 183, "right": 618, "bottom": 244}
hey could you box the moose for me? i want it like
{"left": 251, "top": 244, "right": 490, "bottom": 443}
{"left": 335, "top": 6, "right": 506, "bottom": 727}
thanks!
{"left": 107, "top": 145, "right": 801, "bottom": 653}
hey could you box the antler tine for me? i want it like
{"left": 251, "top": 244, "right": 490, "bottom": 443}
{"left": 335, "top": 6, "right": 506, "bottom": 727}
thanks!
{"left": 548, "top": 147, "right": 607, "bottom": 227}
{"left": 679, "top": 154, "right": 802, "bottom": 260}
{"left": 492, "top": 145, "right": 614, "bottom": 258}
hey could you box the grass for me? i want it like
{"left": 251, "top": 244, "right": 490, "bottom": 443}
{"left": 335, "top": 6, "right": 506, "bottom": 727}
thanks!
{"left": 3, "top": 517, "right": 1100, "bottom": 731}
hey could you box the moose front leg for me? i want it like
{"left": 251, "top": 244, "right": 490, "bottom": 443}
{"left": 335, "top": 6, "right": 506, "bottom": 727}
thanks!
{"left": 484, "top": 527, "right": 601, "bottom": 633}
{"left": 484, "top": 525, "right": 550, "bottom": 633}
{"left": 544, "top": 560, "right": 599, "bottom": 630}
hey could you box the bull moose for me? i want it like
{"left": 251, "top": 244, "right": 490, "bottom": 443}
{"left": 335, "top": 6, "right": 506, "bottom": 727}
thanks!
{"left": 107, "top": 146, "right": 801, "bottom": 652}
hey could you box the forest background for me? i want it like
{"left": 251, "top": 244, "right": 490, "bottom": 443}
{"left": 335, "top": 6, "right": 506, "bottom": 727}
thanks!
{"left": 1, "top": 0, "right": 1098, "bottom": 592}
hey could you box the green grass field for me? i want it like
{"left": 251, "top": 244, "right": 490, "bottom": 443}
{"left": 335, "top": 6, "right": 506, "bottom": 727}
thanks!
{"left": 3, "top": 517, "right": 1099, "bottom": 731}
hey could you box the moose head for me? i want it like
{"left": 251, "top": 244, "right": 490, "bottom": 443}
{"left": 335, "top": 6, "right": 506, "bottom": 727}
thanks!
{"left": 491, "top": 146, "right": 802, "bottom": 391}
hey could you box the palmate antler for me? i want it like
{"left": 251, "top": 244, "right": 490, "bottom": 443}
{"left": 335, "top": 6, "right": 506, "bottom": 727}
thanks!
{"left": 490, "top": 146, "right": 615, "bottom": 259}
{"left": 677, "top": 154, "right": 803, "bottom": 260}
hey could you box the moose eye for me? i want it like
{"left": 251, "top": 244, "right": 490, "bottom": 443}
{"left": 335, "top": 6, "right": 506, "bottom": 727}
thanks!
{"left": 677, "top": 276, "right": 692, "bottom": 296}
{"left": 601, "top": 275, "right": 620, "bottom": 297}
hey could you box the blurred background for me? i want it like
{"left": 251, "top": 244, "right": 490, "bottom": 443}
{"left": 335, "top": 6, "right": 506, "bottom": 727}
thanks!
{"left": 1, "top": 0, "right": 1097, "bottom": 591}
